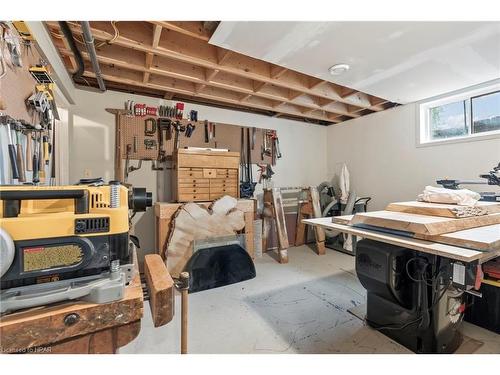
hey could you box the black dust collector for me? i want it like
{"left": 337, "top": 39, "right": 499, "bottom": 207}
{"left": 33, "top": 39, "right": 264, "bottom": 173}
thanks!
{"left": 183, "top": 236, "right": 256, "bottom": 293}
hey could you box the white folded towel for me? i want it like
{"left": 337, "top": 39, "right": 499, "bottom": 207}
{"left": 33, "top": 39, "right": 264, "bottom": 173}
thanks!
{"left": 418, "top": 185, "right": 481, "bottom": 206}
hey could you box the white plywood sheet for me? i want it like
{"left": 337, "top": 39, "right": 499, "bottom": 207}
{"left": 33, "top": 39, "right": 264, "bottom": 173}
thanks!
{"left": 419, "top": 224, "right": 500, "bottom": 251}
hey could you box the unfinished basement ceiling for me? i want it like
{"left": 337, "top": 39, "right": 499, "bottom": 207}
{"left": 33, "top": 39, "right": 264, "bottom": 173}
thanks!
{"left": 45, "top": 21, "right": 397, "bottom": 125}
{"left": 210, "top": 22, "right": 500, "bottom": 104}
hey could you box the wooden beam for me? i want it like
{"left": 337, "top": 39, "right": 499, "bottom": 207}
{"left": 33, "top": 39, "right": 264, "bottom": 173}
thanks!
{"left": 369, "top": 96, "right": 389, "bottom": 109}
{"left": 82, "top": 69, "right": 340, "bottom": 124}
{"left": 143, "top": 25, "right": 163, "bottom": 84}
{"left": 194, "top": 83, "right": 206, "bottom": 94}
{"left": 48, "top": 22, "right": 394, "bottom": 123}
{"left": 217, "top": 48, "right": 232, "bottom": 65}
{"left": 339, "top": 87, "right": 358, "bottom": 98}
{"left": 164, "top": 92, "right": 174, "bottom": 100}
{"left": 317, "top": 97, "right": 335, "bottom": 107}
{"left": 253, "top": 81, "right": 267, "bottom": 92}
{"left": 309, "top": 79, "right": 326, "bottom": 90}
{"left": 270, "top": 66, "right": 288, "bottom": 79}
{"left": 58, "top": 47, "right": 350, "bottom": 118}
{"left": 288, "top": 90, "right": 303, "bottom": 101}
{"left": 143, "top": 53, "right": 153, "bottom": 83}
{"left": 150, "top": 21, "right": 212, "bottom": 41}
{"left": 49, "top": 22, "right": 387, "bottom": 112}
{"left": 205, "top": 68, "right": 219, "bottom": 82}
{"left": 239, "top": 93, "right": 252, "bottom": 102}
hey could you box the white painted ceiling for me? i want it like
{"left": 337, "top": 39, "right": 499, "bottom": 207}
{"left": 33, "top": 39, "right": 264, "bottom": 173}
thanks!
{"left": 210, "top": 22, "right": 500, "bottom": 104}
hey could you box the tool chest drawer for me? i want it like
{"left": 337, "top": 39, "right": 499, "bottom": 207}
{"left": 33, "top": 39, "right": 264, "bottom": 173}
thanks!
{"left": 178, "top": 179, "right": 210, "bottom": 188}
{"left": 178, "top": 193, "right": 210, "bottom": 202}
{"left": 210, "top": 179, "right": 238, "bottom": 188}
{"left": 173, "top": 150, "right": 240, "bottom": 202}
{"left": 203, "top": 168, "right": 218, "bottom": 178}
{"left": 178, "top": 186, "right": 210, "bottom": 194}
{"left": 216, "top": 169, "right": 238, "bottom": 178}
{"left": 178, "top": 168, "right": 204, "bottom": 178}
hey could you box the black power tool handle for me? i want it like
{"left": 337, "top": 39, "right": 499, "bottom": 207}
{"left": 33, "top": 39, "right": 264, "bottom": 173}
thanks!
{"left": 1, "top": 189, "right": 86, "bottom": 200}
{"left": 1, "top": 189, "right": 89, "bottom": 218}
{"left": 33, "top": 152, "right": 39, "bottom": 183}
{"left": 8, "top": 144, "right": 19, "bottom": 180}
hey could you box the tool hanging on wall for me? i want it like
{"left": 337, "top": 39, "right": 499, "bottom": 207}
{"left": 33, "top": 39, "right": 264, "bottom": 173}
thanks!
{"left": 175, "top": 102, "right": 184, "bottom": 119}
{"left": 38, "top": 131, "right": 45, "bottom": 183}
{"left": 185, "top": 123, "right": 195, "bottom": 138}
{"left": 189, "top": 110, "right": 198, "bottom": 122}
{"left": 43, "top": 135, "right": 50, "bottom": 165}
{"left": 11, "top": 21, "right": 34, "bottom": 58}
{"left": 124, "top": 144, "right": 132, "bottom": 181}
{"left": 14, "top": 122, "right": 26, "bottom": 182}
{"left": 258, "top": 163, "right": 274, "bottom": 185}
{"left": 172, "top": 121, "right": 186, "bottom": 150}
{"left": 157, "top": 118, "right": 172, "bottom": 162}
{"left": 240, "top": 127, "right": 257, "bottom": 198}
{"left": 158, "top": 105, "right": 178, "bottom": 118}
{"left": 4, "top": 120, "right": 20, "bottom": 181}
{"left": 27, "top": 91, "right": 49, "bottom": 114}
{"left": 263, "top": 130, "right": 282, "bottom": 166}
{"left": 204, "top": 120, "right": 209, "bottom": 143}
{"left": 23, "top": 125, "right": 33, "bottom": 171}
{"left": 144, "top": 139, "right": 157, "bottom": 150}
{"left": 2, "top": 23, "right": 23, "bottom": 68}
{"left": 125, "top": 100, "right": 135, "bottom": 115}
{"left": 146, "top": 106, "right": 157, "bottom": 116}
{"left": 144, "top": 118, "right": 157, "bottom": 136}
{"left": 134, "top": 103, "right": 146, "bottom": 116}
{"left": 50, "top": 121, "right": 56, "bottom": 185}
{"left": 29, "top": 65, "right": 54, "bottom": 84}
{"left": 124, "top": 144, "right": 145, "bottom": 182}
{"left": 32, "top": 131, "right": 40, "bottom": 184}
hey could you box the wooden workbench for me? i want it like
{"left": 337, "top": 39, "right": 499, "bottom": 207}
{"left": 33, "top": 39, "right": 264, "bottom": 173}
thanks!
{"left": 0, "top": 274, "right": 143, "bottom": 353}
{"left": 155, "top": 199, "right": 256, "bottom": 259}
{"left": 303, "top": 217, "right": 500, "bottom": 264}
{"left": 0, "top": 253, "right": 173, "bottom": 354}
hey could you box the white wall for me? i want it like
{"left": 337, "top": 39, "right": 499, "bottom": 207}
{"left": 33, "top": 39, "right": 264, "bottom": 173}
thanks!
{"left": 326, "top": 103, "right": 500, "bottom": 211}
{"left": 61, "top": 88, "right": 328, "bottom": 256}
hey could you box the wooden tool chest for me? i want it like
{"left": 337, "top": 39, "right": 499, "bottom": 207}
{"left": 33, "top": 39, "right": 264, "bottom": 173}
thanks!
{"left": 172, "top": 149, "right": 240, "bottom": 202}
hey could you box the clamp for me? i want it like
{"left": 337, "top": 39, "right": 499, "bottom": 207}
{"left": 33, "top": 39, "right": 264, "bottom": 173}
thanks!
{"left": 144, "top": 118, "right": 157, "bottom": 136}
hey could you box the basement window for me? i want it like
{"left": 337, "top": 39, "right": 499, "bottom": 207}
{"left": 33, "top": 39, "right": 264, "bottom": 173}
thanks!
{"left": 418, "top": 81, "right": 500, "bottom": 146}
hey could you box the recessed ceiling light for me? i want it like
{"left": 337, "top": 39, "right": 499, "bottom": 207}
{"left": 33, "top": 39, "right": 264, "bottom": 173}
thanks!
{"left": 329, "top": 63, "right": 350, "bottom": 76}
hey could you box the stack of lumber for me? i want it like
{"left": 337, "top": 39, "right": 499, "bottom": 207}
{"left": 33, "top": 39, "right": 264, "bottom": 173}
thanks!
{"left": 332, "top": 200, "right": 500, "bottom": 251}
{"left": 386, "top": 201, "right": 500, "bottom": 218}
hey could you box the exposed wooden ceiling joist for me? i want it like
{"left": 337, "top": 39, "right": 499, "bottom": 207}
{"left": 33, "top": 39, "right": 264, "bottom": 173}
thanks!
{"left": 46, "top": 21, "right": 397, "bottom": 125}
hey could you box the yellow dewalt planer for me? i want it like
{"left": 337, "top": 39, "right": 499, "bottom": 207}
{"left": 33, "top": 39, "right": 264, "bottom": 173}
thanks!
{"left": 0, "top": 180, "right": 152, "bottom": 314}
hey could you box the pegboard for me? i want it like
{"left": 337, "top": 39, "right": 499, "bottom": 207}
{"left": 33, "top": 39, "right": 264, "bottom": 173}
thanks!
{"left": 116, "top": 113, "right": 275, "bottom": 164}
{"left": 0, "top": 33, "right": 44, "bottom": 122}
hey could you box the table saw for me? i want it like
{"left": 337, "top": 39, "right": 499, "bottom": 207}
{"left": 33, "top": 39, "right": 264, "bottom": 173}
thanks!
{"left": 303, "top": 205, "right": 500, "bottom": 354}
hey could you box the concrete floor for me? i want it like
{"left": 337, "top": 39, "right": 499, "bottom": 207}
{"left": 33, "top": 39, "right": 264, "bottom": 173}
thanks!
{"left": 121, "top": 245, "right": 500, "bottom": 354}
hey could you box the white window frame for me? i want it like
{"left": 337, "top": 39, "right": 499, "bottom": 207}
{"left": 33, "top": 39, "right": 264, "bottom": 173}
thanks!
{"left": 416, "top": 79, "right": 500, "bottom": 147}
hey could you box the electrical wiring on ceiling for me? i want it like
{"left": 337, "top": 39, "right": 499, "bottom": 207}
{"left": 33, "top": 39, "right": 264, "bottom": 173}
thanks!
{"left": 51, "top": 21, "right": 120, "bottom": 49}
